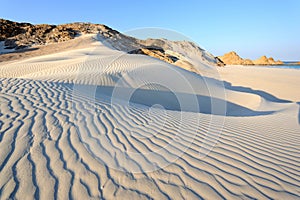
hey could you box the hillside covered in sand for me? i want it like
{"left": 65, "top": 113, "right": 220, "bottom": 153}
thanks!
{"left": 0, "top": 19, "right": 222, "bottom": 69}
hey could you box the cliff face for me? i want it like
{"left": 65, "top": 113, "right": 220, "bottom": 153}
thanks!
{"left": 217, "top": 51, "right": 283, "bottom": 65}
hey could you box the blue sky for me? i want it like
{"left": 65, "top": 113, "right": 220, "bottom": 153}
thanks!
{"left": 1, "top": 0, "right": 299, "bottom": 60}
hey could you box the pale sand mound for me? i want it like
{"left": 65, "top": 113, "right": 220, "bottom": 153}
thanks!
{"left": 0, "top": 35, "right": 300, "bottom": 199}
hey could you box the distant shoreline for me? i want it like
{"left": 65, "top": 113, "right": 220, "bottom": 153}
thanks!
{"left": 283, "top": 61, "right": 300, "bottom": 66}
{"left": 225, "top": 64, "right": 300, "bottom": 70}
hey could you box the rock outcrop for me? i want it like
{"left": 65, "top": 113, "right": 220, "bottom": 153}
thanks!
{"left": 129, "top": 39, "right": 224, "bottom": 68}
{"left": 129, "top": 48, "right": 178, "bottom": 64}
{"left": 217, "top": 51, "right": 253, "bottom": 65}
{"left": 217, "top": 51, "right": 283, "bottom": 65}
{"left": 253, "top": 56, "right": 283, "bottom": 65}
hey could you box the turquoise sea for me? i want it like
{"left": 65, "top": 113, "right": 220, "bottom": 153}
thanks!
{"left": 262, "top": 62, "right": 300, "bottom": 69}
{"left": 269, "top": 65, "right": 300, "bottom": 69}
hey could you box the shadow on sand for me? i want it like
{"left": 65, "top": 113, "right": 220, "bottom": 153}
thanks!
{"left": 69, "top": 71, "right": 293, "bottom": 117}
{"left": 0, "top": 47, "right": 39, "bottom": 55}
{"left": 89, "top": 85, "right": 274, "bottom": 117}
{"left": 224, "top": 81, "right": 292, "bottom": 103}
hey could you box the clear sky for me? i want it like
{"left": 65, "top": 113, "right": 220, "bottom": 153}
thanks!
{"left": 1, "top": 0, "right": 299, "bottom": 60}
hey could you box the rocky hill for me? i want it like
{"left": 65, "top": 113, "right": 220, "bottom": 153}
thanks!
{"left": 0, "top": 18, "right": 119, "bottom": 49}
{"left": 0, "top": 18, "right": 222, "bottom": 68}
{"left": 217, "top": 51, "right": 283, "bottom": 65}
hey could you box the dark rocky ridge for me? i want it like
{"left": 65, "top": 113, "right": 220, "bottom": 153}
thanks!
{"left": 0, "top": 19, "right": 119, "bottom": 49}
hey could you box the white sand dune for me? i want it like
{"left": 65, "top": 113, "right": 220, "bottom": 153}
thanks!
{"left": 0, "top": 35, "right": 300, "bottom": 199}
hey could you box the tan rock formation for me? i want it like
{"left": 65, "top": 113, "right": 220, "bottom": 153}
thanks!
{"left": 218, "top": 51, "right": 283, "bottom": 65}
{"left": 253, "top": 56, "right": 283, "bottom": 65}
{"left": 217, "top": 51, "right": 254, "bottom": 65}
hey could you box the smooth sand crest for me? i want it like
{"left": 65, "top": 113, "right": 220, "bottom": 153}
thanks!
{"left": 0, "top": 35, "right": 300, "bottom": 199}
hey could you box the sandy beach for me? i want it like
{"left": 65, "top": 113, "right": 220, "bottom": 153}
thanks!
{"left": 0, "top": 34, "right": 300, "bottom": 199}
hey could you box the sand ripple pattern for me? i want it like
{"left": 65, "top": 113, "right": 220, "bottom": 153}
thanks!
{"left": 0, "top": 41, "right": 300, "bottom": 199}
{"left": 0, "top": 78, "right": 300, "bottom": 199}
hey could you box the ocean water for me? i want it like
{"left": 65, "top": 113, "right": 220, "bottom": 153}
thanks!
{"left": 268, "top": 65, "right": 300, "bottom": 69}
{"left": 260, "top": 62, "right": 300, "bottom": 69}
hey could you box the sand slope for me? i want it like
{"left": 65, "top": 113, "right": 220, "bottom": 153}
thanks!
{"left": 0, "top": 35, "right": 300, "bottom": 199}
